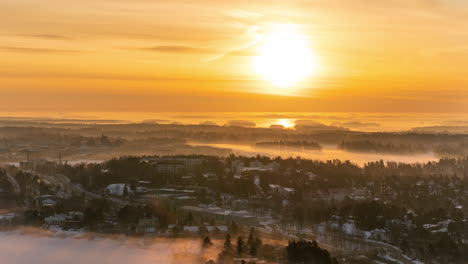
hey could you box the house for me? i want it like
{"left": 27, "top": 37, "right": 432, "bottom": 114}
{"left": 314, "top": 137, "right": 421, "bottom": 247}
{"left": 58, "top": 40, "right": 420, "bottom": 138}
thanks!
{"left": 206, "top": 225, "right": 228, "bottom": 233}
{"left": 105, "top": 184, "right": 133, "bottom": 196}
{"left": 231, "top": 160, "right": 279, "bottom": 178}
{"left": 369, "top": 229, "right": 389, "bottom": 242}
{"left": 0, "top": 213, "right": 16, "bottom": 226}
{"left": 42, "top": 198, "right": 57, "bottom": 207}
{"left": 269, "top": 184, "right": 295, "bottom": 197}
{"left": 44, "top": 212, "right": 83, "bottom": 229}
{"left": 63, "top": 212, "right": 84, "bottom": 230}
{"left": 137, "top": 217, "right": 158, "bottom": 235}
{"left": 183, "top": 226, "right": 199, "bottom": 233}
{"left": 44, "top": 213, "right": 67, "bottom": 226}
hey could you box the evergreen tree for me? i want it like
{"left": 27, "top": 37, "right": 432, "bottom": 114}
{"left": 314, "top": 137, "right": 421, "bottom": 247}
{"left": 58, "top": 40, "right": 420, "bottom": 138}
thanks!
{"left": 224, "top": 234, "right": 232, "bottom": 250}
{"left": 184, "top": 212, "right": 194, "bottom": 225}
{"left": 202, "top": 236, "right": 213, "bottom": 248}
{"left": 249, "top": 238, "right": 262, "bottom": 257}
{"left": 286, "top": 240, "right": 331, "bottom": 264}
{"left": 123, "top": 184, "right": 129, "bottom": 197}
{"left": 247, "top": 227, "right": 255, "bottom": 247}
{"left": 237, "top": 236, "right": 244, "bottom": 256}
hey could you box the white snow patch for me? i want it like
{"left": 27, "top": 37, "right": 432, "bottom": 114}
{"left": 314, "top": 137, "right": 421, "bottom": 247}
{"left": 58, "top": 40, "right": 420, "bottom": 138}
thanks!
{"left": 106, "top": 184, "right": 133, "bottom": 196}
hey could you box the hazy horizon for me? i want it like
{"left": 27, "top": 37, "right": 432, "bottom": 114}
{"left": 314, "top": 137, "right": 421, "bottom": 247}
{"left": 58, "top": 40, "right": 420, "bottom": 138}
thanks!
{"left": 1, "top": 111, "right": 468, "bottom": 132}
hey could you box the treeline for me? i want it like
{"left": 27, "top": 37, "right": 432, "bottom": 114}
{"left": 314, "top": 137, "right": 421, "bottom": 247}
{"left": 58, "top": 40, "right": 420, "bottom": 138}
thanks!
{"left": 339, "top": 140, "right": 425, "bottom": 154}
{"left": 286, "top": 240, "right": 333, "bottom": 264}
{"left": 255, "top": 140, "right": 322, "bottom": 150}
{"left": 2, "top": 122, "right": 468, "bottom": 146}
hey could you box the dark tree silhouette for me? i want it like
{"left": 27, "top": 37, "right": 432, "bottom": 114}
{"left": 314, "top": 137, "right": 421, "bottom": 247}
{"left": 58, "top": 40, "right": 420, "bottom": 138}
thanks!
{"left": 286, "top": 240, "right": 331, "bottom": 264}
{"left": 224, "top": 234, "right": 232, "bottom": 250}
{"left": 202, "top": 236, "right": 213, "bottom": 248}
{"left": 237, "top": 236, "right": 244, "bottom": 256}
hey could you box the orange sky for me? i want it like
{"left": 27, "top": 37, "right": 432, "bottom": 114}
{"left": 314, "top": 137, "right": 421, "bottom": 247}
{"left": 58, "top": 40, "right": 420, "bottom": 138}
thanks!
{"left": 1, "top": 0, "right": 467, "bottom": 112}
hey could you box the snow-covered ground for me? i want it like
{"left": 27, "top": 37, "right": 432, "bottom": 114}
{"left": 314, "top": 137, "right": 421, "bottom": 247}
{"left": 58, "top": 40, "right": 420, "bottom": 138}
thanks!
{"left": 106, "top": 183, "right": 133, "bottom": 196}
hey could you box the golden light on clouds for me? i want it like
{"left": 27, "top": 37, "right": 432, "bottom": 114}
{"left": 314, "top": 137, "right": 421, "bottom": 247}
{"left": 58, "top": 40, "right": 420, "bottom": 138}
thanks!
{"left": 0, "top": 0, "right": 467, "bottom": 112}
{"left": 253, "top": 24, "right": 318, "bottom": 91}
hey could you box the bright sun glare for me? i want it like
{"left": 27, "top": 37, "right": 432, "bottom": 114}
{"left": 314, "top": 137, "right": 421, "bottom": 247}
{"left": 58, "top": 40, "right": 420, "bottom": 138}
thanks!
{"left": 277, "top": 119, "right": 294, "bottom": 128}
{"left": 253, "top": 24, "right": 317, "bottom": 89}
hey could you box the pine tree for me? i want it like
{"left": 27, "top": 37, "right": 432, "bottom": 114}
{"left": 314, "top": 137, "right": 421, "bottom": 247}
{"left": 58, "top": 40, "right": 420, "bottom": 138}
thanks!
{"left": 224, "top": 234, "right": 232, "bottom": 250}
{"left": 250, "top": 238, "right": 262, "bottom": 257}
{"left": 247, "top": 228, "right": 255, "bottom": 247}
{"left": 184, "top": 212, "right": 194, "bottom": 225}
{"left": 237, "top": 236, "right": 244, "bottom": 256}
{"left": 123, "top": 184, "right": 129, "bottom": 197}
{"left": 202, "top": 236, "right": 213, "bottom": 248}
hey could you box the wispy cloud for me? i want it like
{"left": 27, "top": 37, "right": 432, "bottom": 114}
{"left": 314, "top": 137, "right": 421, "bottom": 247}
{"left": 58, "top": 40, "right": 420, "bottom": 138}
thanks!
{"left": 202, "top": 25, "right": 261, "bottom": 62}
{"left": 0, "top": 46, "right": 79, "bottom": 54}
{"left": 22, "top": 34, "right": 70, "bottom": 40}
{"left": 331, "top": 121, "right": 381, "bottom": 128}
{"left": 137, "top": 45, "right": 214, "bottom": 54}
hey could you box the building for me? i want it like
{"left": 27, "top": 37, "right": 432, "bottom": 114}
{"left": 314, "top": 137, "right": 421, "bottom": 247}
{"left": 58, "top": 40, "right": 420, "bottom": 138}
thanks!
{"left": 44, "top": 213, "right": 67, "bottom": 226}
{"left": 137, "top": 217, "right": 158, "bottom": 235}
{"left": 0, "top": 213, "right": 16, "bottom": 226}
{"left": 44, "top": 212, "right": 84, "bottom": 229}
{"left": 269, "top": 184, "right": 295, "bottom": 197}
{"left": 63, "top": 212, "right": 84, "bottom": 230}
{"left": 231, "top": 160, "right": 279, "bottom": 178}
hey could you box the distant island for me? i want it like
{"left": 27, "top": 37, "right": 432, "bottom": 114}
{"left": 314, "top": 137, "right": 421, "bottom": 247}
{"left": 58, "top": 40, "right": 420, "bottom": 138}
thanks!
{"left": 255, "top": 140, "right": 322, "bottom": 150}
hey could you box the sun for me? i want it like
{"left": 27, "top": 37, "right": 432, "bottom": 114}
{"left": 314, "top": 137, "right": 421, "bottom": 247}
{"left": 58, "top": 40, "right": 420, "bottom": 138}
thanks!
{"left": 277, "top": 119, "right": 294, "bottom": 128}
{"left": 253, "top": 24, "right": 317, "bottom": 89}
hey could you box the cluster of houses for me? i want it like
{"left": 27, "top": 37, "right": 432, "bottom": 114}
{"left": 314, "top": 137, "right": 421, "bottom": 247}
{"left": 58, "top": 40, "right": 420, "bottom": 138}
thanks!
{"left": 231, "top": 160, "right": 279, "bottom": 178}
{"left": 44, "top": 211, "right": 84, "bottom": 230}
{"left": 178, "top": 205, "right": 258, "bottom": 226}
{"left": 0, "top": 212, "right": 16, "bottom": 228}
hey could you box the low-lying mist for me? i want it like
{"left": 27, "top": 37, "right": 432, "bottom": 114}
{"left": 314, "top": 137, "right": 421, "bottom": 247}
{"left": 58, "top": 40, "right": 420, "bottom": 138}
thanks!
{"left": 189, "top": 143, "right": 438, "bottom": 165}
{"left": 0, "top": 227, "right": 220, "bottom": 264}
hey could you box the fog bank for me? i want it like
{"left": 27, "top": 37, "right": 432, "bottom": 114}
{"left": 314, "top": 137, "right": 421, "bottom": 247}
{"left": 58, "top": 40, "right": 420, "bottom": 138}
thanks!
{"left": 0, "top": 229, "right": 218, "bottom": 264}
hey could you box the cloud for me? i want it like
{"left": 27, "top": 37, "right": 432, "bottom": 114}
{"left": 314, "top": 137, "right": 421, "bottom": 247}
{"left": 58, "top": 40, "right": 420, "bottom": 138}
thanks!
{"left": 254, "top": 114, "right": 322, "bottom": 119}
{"left": 0, "top": 116, "right": 125, "bottom": 124}
{"left": 225, "top": 120, "right": 256, "bottom": 127}
{"left": 23, "top": 34, "right": 70, "bottom": 40}
{"left": 410, "top": 125, "right": 468, "bottom": 133}
{"left": 270, "top": 124, "right": 285, "bottom": 129}
{"left": 441, "top": 120, "right": 468, "bottom": 126}
{"left": 0, "top": 46, "right": 79, "bottom": 54}
{"left": 141, "top": 119, "right": 172, "bottom": 124}
{"left": 294, "top": 120, "right": 326, "bottom": 126}
{"left": 331, "top": 122, "right": 381, "bottom": 128}
{"left": 174, "top": 115, "right": 214, "bottom": 119}
{"left": 137, "top": 45, "right": 214, "bottom": 54}
{"left": 294, "top": 120, "right": 349, "bottom": 131}
{"left": 225, "top": 50, "right": 255, "bottom": 56}
{"left": 199, "top": 121, "right": 218, "bottom": 126}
